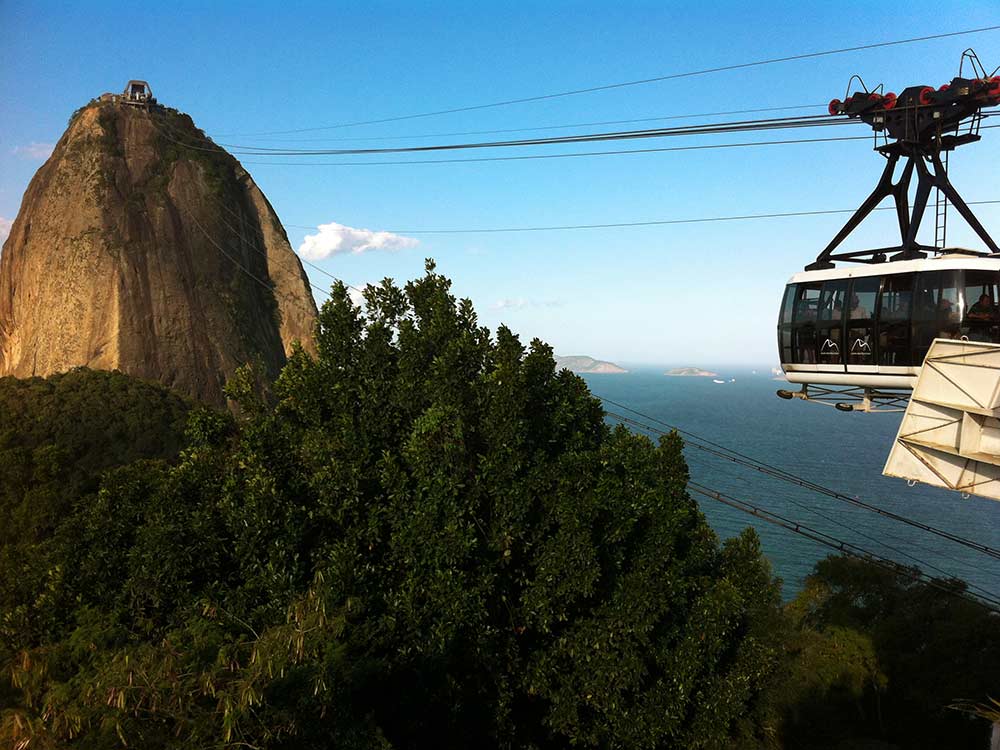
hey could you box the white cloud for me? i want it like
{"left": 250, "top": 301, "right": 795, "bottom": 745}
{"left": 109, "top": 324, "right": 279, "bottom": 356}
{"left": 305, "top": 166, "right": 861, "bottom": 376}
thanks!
{"left": 0, "top": 217, "right": 12, "bottom": 246}
{"left": 493, "top": 298, "right": 529, "bottom": 311}
{"left": 491, "top": 297, "right": 562, "bottom": 311}
{"left": 11, "top": 142, "right": 54, "bottom": 160}
{"left": 297, "top": 221, "right": 418, "bottom": 261}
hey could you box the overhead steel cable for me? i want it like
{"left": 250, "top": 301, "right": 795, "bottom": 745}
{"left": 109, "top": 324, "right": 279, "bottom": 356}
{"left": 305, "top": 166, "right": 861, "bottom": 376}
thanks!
{"left": 212, "top": 114, "right": 856, "bottom": 157}
{"left": 236, "top": 122, "right": 999, "bottom": 167}
{"left": 230, "top": 103, "right": 830, "bottom": 144}
{"left": 151, "top": 118, "right": 368, "bottom": 302}
{"left": 686, "top": 481, "right": 1000, "bottom": 614}
{"left": 238, "top": 134, "right": 877, "bottom": 166}
{"left": 159, "top": 111, "right": 860, "bottom": 168}
{"left": 215, "top": 25, "right": 1000, "bottom": 136}
{"left": 596, "top": 395, "right": 1000, "bottom": 561}
{"left": 681, "top": 447, "right": 977, "bottom": 573}
{"left": 160, "top": 106, "right": 997, "bottom": 167}
{"left": 611, "top": 410, "right": 1000, "bottom": 604}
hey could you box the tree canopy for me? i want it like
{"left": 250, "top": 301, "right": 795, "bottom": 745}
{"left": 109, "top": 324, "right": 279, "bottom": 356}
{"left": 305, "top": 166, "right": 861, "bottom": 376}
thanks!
{"left": 1, "top": 262, "right": 783, "bottom": 749}
{"left": 761, "top": 556, "right": 1000, "bottom": 750}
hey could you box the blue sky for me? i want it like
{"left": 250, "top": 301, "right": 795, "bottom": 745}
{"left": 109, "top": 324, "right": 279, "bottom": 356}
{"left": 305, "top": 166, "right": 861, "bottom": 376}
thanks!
{"left": 2, "top": 1, "right": 999, "bottom": 366}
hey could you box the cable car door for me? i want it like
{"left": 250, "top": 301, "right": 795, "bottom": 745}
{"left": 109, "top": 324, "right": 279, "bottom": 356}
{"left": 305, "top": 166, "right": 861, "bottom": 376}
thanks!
{"left": 816, "top": 279, "right": 848, "bottom": 373}
{"left": 912, "top": 270, "right": 963, "bottom": 364}
{"left": 845, "top": 276, "right": 880, "bottom": 375}
{"left": 876, "top": 272, "right": 915, "bottom": 375}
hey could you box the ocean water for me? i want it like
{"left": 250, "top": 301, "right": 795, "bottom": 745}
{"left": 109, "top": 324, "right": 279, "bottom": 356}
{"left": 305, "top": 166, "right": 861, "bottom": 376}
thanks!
{"left": 581, "top": 367, "right": 1000, "bottom": 603}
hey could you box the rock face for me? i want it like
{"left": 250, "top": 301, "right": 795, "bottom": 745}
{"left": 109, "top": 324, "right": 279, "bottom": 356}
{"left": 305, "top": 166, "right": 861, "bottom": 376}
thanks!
{"left": 0, "top": 100, "right": 317, "bottom": 406}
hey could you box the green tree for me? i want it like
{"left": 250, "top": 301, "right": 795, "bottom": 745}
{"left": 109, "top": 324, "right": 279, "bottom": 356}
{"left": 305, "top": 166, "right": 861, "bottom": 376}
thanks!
{"left": 760, "top": 556, "right": 999, "bottom": 750}
{"left": 2, "top": 262, "right": 783, "bottom": 749}
{"left": 0, "top": 369, "right": 194, "bottom": 658}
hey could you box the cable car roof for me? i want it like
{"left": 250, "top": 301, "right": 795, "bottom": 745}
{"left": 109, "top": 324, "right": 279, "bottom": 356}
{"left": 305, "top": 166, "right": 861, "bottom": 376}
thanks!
{"left": 787, "top": 252, "right": 1000, "bottom": 284}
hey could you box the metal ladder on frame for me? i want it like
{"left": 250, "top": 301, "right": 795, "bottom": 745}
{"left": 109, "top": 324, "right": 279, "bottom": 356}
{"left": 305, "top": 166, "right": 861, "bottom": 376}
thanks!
{"left": 934, "top": 150, "right": 950, "bottom": 251}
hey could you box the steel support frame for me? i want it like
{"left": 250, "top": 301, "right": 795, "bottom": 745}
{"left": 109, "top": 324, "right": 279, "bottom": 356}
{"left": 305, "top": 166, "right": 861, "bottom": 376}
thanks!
{"left": 776, "top": 384, "right": 911, "bottom": 413}
{"left": 806, "top": 144, "right": 998, "bottom": 271}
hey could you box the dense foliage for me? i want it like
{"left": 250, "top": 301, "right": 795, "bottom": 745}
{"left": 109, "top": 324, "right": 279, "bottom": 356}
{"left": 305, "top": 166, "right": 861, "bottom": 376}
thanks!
{"left": 1, "top": 263, "right": 783, "bottom": 749}
{"left": 0, "top": 369, "right": 193, "bottom": 660}
{"left": 0, "top": 368, "right": 192, "bottom": 547}
{"left": 1, "top": 265, "right": 995, "bottom": 748}
{"left": 760, "top": 556, "right": 999, "bottom": 749}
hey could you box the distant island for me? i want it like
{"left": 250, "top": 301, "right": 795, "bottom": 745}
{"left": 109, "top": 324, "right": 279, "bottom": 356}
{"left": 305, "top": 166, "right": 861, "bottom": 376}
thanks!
{"left": 554, "top": 355, "right": 628, "bottom": 374}
{"left": 665, "top": 367, "right": 719, "bottom": 377}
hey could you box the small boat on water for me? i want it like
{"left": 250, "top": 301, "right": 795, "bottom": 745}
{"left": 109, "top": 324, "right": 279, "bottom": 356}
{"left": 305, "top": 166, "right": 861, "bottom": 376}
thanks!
{"left": 712, "top": 379, "right": 726, "bottom": 384}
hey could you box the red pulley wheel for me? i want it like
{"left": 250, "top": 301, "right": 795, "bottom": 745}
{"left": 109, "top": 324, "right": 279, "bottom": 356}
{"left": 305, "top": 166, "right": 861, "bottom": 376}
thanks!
{"left": 918, "top": 86, "right": 934, "bottom": 105}
{"left": 828, "top": 98, "right": 841, "bottom": 115}
{"left": 883, "top": 92, "right": 897, "bottom": 109}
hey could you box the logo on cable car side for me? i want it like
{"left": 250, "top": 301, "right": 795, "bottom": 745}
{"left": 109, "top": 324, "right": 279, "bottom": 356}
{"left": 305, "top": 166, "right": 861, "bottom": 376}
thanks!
{"left": 851, "top": 338, "right": 872, "bottom": 357}
{"left": 820, "top": 338, "right": 840, "bottom": 356}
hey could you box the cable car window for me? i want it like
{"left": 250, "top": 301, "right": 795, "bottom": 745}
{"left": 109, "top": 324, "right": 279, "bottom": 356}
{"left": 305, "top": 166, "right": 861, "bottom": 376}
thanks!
{"left": 790, "top": 282, "right": 822, "bottom": 363}
{"left": 780, "top": 285, "right": 796, "bottom": 325}
{"left": 962, "top": 270, "right": 1000, "bottom": 343}
{"left": 818, "top": 281, "right": 847, "bottom": 322}
{"left": 778, "top": 286, "right": 795, "bottom": 362}
{"left": 912, "top": 270, "right": 963, "bottom": 363}
{"left": 817, "top": 279, "right": 848, "bottom": 364}
{"left": 791, "top": 283, "right": 821, "bottom": 322}
{"left": 877, "top": 273, "right": 913, "bottom": 366}
{"left": 879, "top": 273, "right": 913, "bottom": 321}
{"left": 846, "top": 276, "right": 880, "bottom": 366}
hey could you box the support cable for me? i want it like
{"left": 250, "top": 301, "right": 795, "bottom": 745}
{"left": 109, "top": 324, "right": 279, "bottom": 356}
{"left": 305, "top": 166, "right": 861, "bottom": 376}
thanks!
{"left": 682, "top": 447, "right": 978, "bottom": 574}
{"left": 596, "top": 395, "right": 1000, "bottom": 561}
{"left": 184, "top": 208, "right": 324, "bottom": 320}
{"left": 232, "top": 103, "right": 830, "bottom": 144}
{"left": 687, "top": 481, "right": 1000, "bottom": 614}
{"left": 213, "top": 114, "right": 857, "bottom": 157}
{"left": 299, "top": 200, "right": 1000, "bottom": 236}
{"left": 620, "top": 412, "right": 1000, "bottom": 603}
{"left": 188, "top": 189, "right": 367, "bottom": 302}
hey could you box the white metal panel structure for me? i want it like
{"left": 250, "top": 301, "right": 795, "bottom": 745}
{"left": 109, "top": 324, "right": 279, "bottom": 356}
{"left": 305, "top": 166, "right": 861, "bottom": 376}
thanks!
{"left": 883, "top": 338, "right": 1000, "bottom": 500}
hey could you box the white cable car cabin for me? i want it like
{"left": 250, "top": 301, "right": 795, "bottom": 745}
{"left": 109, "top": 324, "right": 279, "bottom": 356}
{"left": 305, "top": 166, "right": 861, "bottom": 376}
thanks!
{"left": 776, "top": 58, "right": 1000, "bottom": 412}
{"left": 779, "top": 255, "right": 1000, "bottom": 392}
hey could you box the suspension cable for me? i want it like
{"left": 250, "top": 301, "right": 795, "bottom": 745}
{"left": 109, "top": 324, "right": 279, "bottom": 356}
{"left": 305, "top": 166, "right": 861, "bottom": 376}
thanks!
{"left": 597, "top": 395, "right": 1000, "bottom": 561}
{"left": 687, "top": 481, "right": 1000, "bottom": 613}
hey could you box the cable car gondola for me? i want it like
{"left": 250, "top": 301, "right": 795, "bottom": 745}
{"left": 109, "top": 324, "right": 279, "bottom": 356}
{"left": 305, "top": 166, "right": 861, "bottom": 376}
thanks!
{"left": 776, "top": 51, "right": 1000, "bottom": 412}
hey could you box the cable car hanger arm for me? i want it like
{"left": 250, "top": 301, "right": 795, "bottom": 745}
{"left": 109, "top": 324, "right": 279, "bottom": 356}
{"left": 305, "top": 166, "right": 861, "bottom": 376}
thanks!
{"left": 807, "top": 51, "right": 1000, "bottom": 270}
